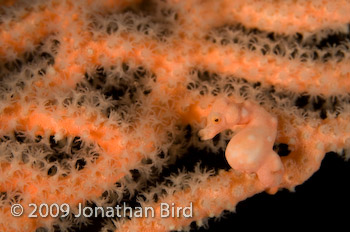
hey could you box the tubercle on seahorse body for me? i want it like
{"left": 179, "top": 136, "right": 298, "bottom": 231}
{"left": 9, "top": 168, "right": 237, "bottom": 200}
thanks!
{"left": 198, "top": 97, "right": 284, "bottom": 191}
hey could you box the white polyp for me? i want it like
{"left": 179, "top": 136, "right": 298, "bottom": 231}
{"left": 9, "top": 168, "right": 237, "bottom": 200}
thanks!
{"left": 233, "top": 185, "right": 244, "bottom": 197}
{"left": 47, "top": 66, "right": 56, "bottom": 75}
{"left": 54, "top": 131, "right": 64, "bottom": 142}
{"left": 289, "top": 138, "right": 296, "bottom": 145}
{"left": 303, "top": 131, "right": 310, "bottom": 139}
{"left": 241, "top": 107, "right": 248, "bottom": 117}
{"left": 196, "top": 220, "right": 203, "bottom": 227}
{"left": 316, "top": 142, "right": 324, "bottom": 151}
{"left": 87, "top": 48, "right": 94, "bottom": 55}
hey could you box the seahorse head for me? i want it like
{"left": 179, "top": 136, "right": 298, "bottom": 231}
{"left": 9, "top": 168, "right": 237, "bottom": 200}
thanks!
{"left": 198, "top": 98, "right": 240, "bottom": 140}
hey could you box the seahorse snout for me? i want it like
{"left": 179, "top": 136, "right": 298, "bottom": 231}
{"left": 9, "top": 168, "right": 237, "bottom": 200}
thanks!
{"left": 198, "top": 127, "right": 217, "bottom": 140}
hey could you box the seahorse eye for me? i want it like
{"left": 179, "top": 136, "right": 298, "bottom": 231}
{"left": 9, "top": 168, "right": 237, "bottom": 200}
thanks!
{"left": 212, "top": 117, "right": 221, "bottom": 124}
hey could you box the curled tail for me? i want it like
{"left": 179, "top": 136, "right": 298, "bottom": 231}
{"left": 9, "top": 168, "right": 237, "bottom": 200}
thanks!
{"left": 257, "top": 151, "right": 284, "bottom": 191}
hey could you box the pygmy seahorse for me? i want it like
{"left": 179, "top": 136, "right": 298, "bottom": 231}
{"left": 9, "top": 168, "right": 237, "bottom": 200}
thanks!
{"left": 198, "top": 98, "right": 284, "bottom": 192}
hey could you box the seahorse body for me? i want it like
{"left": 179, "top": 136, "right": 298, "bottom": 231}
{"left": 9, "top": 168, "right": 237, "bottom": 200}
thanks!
{"left": 199, "top": 98, "right": 284, "bottom": 190}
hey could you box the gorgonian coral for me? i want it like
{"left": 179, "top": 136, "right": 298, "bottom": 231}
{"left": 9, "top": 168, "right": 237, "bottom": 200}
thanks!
{"left": 0, "top": 0, "right": 350, "bottom": 231}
